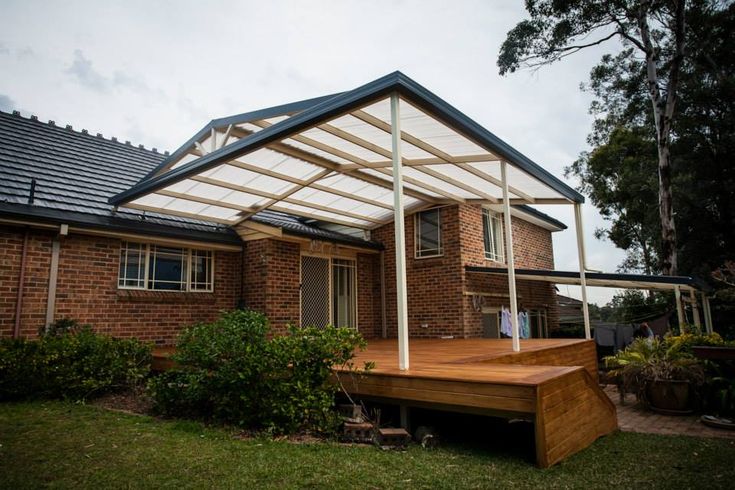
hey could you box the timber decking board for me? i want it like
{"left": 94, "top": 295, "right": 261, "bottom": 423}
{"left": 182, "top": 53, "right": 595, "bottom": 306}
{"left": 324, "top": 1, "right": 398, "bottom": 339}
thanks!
{"left": 333, "top": 338, "right": 617, "bottom": 468}
{"left": 152, "top": 337, "right": 617, "bottom": 468}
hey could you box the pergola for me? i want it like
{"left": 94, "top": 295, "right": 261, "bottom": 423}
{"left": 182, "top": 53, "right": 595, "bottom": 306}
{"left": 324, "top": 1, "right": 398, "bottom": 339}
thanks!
{"left": 467, "top": 266, "right": 714, "bottom": 334}
{"left": 110, "top": 71, "right": 591, "bottom": 370}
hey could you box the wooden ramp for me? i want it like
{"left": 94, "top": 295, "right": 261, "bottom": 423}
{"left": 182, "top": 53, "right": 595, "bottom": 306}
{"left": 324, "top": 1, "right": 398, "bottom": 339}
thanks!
{"left": 335, "top": 338, "right": 617, "bottom": 468}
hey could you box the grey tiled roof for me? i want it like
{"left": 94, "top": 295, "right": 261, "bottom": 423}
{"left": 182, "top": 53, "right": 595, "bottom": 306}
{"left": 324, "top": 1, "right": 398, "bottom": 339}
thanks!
{"left": 0, "top": 110, "right": 381, "bottom": 249}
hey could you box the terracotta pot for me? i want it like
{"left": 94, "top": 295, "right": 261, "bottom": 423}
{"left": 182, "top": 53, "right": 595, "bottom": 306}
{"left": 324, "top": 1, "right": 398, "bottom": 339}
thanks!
{"left": 645, "top": 379, "right": 693, "bottom": 414}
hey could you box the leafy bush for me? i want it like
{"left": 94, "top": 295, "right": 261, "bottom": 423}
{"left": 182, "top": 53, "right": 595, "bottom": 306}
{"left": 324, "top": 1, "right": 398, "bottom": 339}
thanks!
{"left": 148, "top": 309, "right": 368, "bottom": 434}
{"left": 664, "top": 332, "right": 729, "bottom": 353}
{"left": 604, "top": 338, "right": 706, "bottom": 403}
{"left": 0, "top": 321, "right": 151, "bottom": 401}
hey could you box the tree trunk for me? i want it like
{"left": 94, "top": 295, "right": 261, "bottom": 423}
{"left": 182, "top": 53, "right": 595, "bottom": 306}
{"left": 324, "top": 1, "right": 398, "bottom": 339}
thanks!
{"left": 638, "top": 1, "right": 685, "bottom": 276}
{"left": 657, "top": 135, "right": 678, "bottom": 275}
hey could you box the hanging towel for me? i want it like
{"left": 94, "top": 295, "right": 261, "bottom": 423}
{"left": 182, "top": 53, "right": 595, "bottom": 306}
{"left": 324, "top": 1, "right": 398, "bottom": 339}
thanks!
{"left": 518, "top": 311, "right": 530, "bottom": 339}
{"left": 500, "top": 307, "right": 513, "bottom": 337}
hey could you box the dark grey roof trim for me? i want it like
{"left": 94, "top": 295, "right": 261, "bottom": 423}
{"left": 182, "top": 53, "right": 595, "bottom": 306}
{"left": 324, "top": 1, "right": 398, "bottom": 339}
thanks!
{"left": 0, "top": 202, "right": 243, "bottom": 246}
{"left": 465, "top": 266, "right": 711, "bottom": 292}
{"left": 514, "top": 204, "right": 567, "bottom": 230}
{"left": 138, "top": 92, "right": 343, "bottom": 183}
{"left": 110, "top": 71, "right": 584, "bottom": 207}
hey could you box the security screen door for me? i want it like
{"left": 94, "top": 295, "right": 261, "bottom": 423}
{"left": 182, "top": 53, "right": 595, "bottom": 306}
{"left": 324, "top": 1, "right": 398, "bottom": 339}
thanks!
{"left": 301, "top": 255, "right": 356, "bottom": 329}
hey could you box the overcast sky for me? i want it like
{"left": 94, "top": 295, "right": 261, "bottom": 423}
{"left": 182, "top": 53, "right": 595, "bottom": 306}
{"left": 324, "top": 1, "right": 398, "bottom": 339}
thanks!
{"left": 0, "top": 0, "right": 631, "bottom": 304}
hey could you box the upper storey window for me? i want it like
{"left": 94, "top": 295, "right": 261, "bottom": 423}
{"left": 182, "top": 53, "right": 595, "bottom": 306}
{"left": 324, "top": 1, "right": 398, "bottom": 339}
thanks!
{"left": 483, "top": 209, "right": 505, "bottom": 262}
{"left": 415, "top": 208, "right": 442, "bottom": 258}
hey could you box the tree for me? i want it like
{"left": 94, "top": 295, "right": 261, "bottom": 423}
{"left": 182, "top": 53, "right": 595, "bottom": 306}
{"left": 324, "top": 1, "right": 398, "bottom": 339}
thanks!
{"left": 566, "top": 3, "right": 735, "bottom": 280}
{"left": 499, "top": 0, "right": 688, "bottom": 274}
{"left": 568, "top": 127, "right": 660, "bottom": 274}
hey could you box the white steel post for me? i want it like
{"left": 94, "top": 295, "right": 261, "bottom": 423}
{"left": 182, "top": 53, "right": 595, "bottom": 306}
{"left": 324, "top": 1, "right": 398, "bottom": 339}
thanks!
{"left": 690, "top": 290, "right": 702, "bottom": 330}
{"left": 390, "top": 93, "right": 410, "bottom": 370}
{"left": 703, "top": 294, "right": 713, "bottom": 334}
{"left": 500, "top": 161, "right": 520, "bottom": 352}
{"left": 674, "top": 285, "right": 685, "bottom": 331}
{"left": 574, "top": 203, "right": 592, "bottom": 340}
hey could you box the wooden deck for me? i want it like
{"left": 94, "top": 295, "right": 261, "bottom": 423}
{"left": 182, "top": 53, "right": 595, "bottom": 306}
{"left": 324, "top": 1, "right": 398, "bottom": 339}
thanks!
{"left": 152, "top": 337, "right": 617, "bottom": 468}
{"left": 335, "top": 338, "right": 617, "bottom": 468}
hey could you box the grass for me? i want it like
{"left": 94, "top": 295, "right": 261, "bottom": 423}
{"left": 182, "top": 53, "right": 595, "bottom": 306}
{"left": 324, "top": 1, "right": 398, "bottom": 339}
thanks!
{"left": 1, "top": 402, "right": 734, "bottom": 489}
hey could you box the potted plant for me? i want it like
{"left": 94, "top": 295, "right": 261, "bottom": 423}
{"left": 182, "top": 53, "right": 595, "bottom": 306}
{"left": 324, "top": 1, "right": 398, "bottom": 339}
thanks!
{"left": 605, "top": 338, "right": 705, "bottom": 414}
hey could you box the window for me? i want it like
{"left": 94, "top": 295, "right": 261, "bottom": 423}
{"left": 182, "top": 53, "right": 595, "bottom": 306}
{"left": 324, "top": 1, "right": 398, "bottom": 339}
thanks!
{"left": 482, "top": 209, "right": 505, "bottom": 262}
{"left": 415, "top": 208, "right": 442, "bottom": 258}
{"left": 118, "top": 242, "right": 214, "bottom": 292}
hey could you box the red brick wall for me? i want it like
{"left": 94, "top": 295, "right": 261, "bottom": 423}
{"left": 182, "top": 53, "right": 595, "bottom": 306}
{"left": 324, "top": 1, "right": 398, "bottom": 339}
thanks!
{"left": 242, "top": 238, "right": 300, "bottom": 335}
{"left": 458, "top": 205, "right": 555, "bottom": 269}
{"left": 242, "top": 238, "right": 382, "bottom": 338}
{"left": 372, "top": 204, "right": 559, "bottom": 338}
{"left": 0, "top": 225, "right": 242, "bottom": 345}
{"left": 0, "top": 228, "right": 53, "bottom": 338}
{"left": 357, "top": 252, "right": 381, "bottom": 338}
{"left": 373, "top": 206, "right": 466, "bottom": 338}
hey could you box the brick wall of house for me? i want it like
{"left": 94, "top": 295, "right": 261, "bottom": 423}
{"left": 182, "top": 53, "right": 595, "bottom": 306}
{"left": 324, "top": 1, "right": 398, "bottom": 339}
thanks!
{"left": 0, "top": 225, "right": 242, "bottom": 344}
{"left": 357, "top": 252, "right": 381, "bottom": 338}
{"left": 371, "top": 204, "right": 559, "bottom": 338}
{"left": 372, "top": 206, "right": 466, "bottom": 338}
{"left": 242, "top": 238, "right": 382, "bottom": 338}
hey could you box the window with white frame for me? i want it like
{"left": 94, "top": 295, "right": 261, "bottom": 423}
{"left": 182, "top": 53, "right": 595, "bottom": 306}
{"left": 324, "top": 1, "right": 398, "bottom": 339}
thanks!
{"left": 415, "top": 208, "right": 442, "bottom": 258}
{"left": 482, "top": 209, "right": 505, "bottom": 262}
{"left": 118, "top": 242, "right": 214, "bottom": 292}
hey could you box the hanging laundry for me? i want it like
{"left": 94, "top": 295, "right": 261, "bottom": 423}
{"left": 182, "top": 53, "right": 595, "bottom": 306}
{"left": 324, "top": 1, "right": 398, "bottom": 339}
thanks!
{"left": 518, "top": 311, "right": 530, "bottom": 339}
{"left": 500, "top": 307, "right": 513, "bottom": 337}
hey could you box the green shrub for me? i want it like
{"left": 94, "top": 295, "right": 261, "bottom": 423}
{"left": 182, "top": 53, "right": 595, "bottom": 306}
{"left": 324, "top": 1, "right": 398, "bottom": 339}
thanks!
{"left": 0, "top": 322, "right": 151, "bottom": 401}
{"left": 148, "top": 309, "right": 368, "bottom": 434}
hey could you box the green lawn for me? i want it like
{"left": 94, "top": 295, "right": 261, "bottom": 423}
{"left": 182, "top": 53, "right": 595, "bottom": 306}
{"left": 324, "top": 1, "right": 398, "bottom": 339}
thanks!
{"left": 1, "top": 402, "right": 734, "bottom": 489}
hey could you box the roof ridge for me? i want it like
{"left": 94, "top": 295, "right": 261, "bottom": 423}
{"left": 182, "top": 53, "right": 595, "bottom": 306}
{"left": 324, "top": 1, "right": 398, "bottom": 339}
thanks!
{"left": 0, "top": 109, "right": 171, "bottom": 158}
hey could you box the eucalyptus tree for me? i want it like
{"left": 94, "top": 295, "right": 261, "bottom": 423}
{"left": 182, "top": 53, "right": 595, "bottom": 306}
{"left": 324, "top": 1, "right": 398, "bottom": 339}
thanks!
{"left": 498, "top": 0, "right": 690, "bottom": 275}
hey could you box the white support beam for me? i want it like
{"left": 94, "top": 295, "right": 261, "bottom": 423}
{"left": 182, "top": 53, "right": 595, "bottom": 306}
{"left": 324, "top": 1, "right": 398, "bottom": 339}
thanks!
{"left": 220, "top": 124, "right": 233, "bottom": 148}
{"left": 703, "top": 295, "right": 713, "bottom": 334}
{"left": 674, "top": 285, "right": 685, "bottom": 331}
{"left": 501, "top": 161, "right": 520, "bottom": 352}
{"left": 391, "top": 93, "right": 410, "bottom": 371}
{"left": 574, "top": 203, "right": 591, "bottom": 340}
{"left": 690, "top": 290, "right": 702, "bottom": 330}
{"left": 45, "top": 235, "right": 61, "bottom": 330}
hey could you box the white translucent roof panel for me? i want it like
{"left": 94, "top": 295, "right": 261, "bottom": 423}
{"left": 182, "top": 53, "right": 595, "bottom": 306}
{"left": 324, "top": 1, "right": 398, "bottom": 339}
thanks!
{"left": 130, "top": 193, "right": 241, "bottom": 222}
{"left": 280, "top": 137, "right": 355, "bottom": 165}
{"left": 201, "top": 164, "right": 296, "bottom": 196}
{"left": 124, "top": 92, "right": 572, "bottom": 233}
{"left": 234, "top": 148, "right": 327, "bottom": 181}
{"left": 327, "top": 114, "right": 434, "bottom": 160}
{"left": 300, "top": 127, "right": 387, "bottom": 163}
{"left": 273, "top": 201, "right": 371, "bottom": 227}
{"left": 465, "top": 162, "right": 562, "bottom": 199}
{"left": 360, "top": 98, "right": 490, "bottom": 157}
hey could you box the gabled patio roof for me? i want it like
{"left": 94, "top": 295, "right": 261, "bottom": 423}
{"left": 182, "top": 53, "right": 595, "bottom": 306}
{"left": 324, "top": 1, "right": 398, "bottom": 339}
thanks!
{"left": 109, "top": 71, "right": 583, "bottom": 231}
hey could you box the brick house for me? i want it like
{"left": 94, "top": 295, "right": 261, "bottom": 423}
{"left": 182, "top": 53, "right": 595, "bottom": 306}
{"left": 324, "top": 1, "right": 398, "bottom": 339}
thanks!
{"left": 0, "top": 73, "right": 573, "bottom": 346}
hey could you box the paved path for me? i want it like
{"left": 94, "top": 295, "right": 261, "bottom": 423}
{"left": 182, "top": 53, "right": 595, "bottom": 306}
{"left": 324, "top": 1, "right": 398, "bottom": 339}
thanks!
{"left": 603, "top": 385, "right": 735, "bottom": 439}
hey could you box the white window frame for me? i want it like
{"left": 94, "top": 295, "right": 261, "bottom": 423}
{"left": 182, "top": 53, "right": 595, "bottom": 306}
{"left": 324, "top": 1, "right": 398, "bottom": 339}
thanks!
{"left": 118, "top": 242, "right": 215, "bottom": 292}
{"left": 414, "top": 208, "right": 443, "bottom": 258}
{"left": 482, "top": 208, "right": 505, "bottom": 263}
